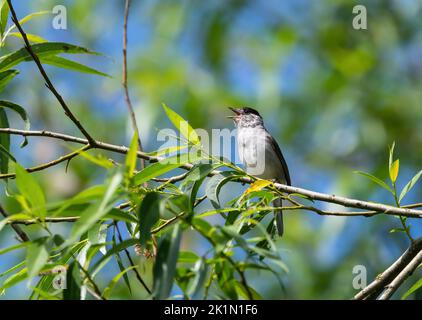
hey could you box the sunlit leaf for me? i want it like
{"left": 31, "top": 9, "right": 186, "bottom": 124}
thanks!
{"left": 389, "top": 159, "right": 400, "bottom": 184}
{"left": 402, "top": 278, "right": 422, "bottom": 300}
{"left": 15, "top": 162, "right": 46, "bottom": 218}
{"left": 354, "top": 171, "right": 393, "bottom": 193}
{"left": 8, "top": 32, "right": 47, "bottom": 43}
{"left": 41, "top": 55, "right": 109, "bottom": 77}
{"left": 399, "top": 170, "right": 422, "bottom": 203}
{"left": 0, "top": 0, "right": 9, "bottom": 37}
{"left": 102, "top": 266, "right": 136, "bottom": 299}
{"left": 243, "top": 179, "right": 273, "bottom": 196}
{"left": 125, "top": 131, "right": 138, "bottom": 178}
{"left": 162, "top": 103, "right": 201, "bottom": 146}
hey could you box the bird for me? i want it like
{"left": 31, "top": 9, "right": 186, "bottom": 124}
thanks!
{"left": 228, "top": 107, "right": 291, "bottom": 236}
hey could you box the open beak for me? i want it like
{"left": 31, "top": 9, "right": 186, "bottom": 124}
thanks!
{"left": 227, "top": 107, "right": 240, "bottom": 119}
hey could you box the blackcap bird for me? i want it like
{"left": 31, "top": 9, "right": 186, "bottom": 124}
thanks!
{"left": 228, "top": 107, "right": 291, "bottom": 236}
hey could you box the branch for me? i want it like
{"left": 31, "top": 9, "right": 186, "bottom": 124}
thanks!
{"left": 6, "top": 0, "right": 95, "bottom": 144}
{"left": 1, "top": 128, "right": 422, "bottom": 218}
{"left": 354, "top": 237, "right": 422, "bottom": 300}
{"left": 122, "top": 0, "right": 145, "bottom": 170}
{"left": 0, "top": 204, "right": 30, "bottom": 242}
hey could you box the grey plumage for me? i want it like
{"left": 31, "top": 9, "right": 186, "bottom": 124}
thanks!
{"left": 229, "top": 107, "right": 291, "bottom": 236}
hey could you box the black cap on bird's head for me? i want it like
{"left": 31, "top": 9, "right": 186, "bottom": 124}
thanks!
{"left": 227, "top": 107, "right": 263, "bottom": 126}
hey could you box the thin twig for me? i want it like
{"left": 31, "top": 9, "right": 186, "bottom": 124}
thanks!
{"left": 6, "top": 0, "right": 95, "bottom": 144}
{"left": 114, "top": 222, "right": 152, "bottom": 295}
{"left": 0, "top": 204, "right": 30, "bottom": 242}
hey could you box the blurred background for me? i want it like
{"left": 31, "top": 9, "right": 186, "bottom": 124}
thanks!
{"left": 1, "top": 0, "right": 422, "bottom": 299}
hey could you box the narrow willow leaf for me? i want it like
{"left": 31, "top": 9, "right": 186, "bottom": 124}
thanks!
{"left": 133, "top": 152, "right": 202, "bottom": 186}
{"left": 0, "top": 267, "right": 27, "bottom": 291}
{"left": 0, "top": 100, "right": 31, "bottom": 147}
{"left": 0, "top": 261, "right": 25, "bottom": 278}
{"left": 0, "top": 42, "right": 100, "bottom": 72}
{"left": 26, "top": 237, "right": 49, "bottom": 280}
{"left": 105, "top": 208, "right": 137, "bottom": 224}
{"left": 399, "top": 170, "right": 422, "bottom": 203}
{"left": 205, "top": 171, "right": 239, "bottom": 209}
{"left": 0, "top": 69, "right": 19, "bottom": 92}
{"left": 354, "top": 171, "right": 393, "bottom": 193}
{"left": 102, "top": 266, "right": 136, "bottom": 299}
{"left": 71, "top": 148, "right": 113, "bottom": 169}
{"left": 243, "top": 179, "right": 273, "bottom": 196}
{"left": 187, "top": 257, "right": 208, "bottom": 299}
{"left": 15, "top": 162, "right": 46, "bottom": 218}
{"left": 125, "top": 131, "right": 138, "bottom": 178}
{"left": 66, "top": 171, "right": 122, "bottom": 245}
{"left": 178, "top": 251, "right": 200, "bottom": 264}
{"left": 153, "top": 224, "right": 182, "bottom": 299}
{"left": 402, "top": 278, "right": 422, "bottom": 300}
{"left": 41, "top": 55, "right": 109, "bottom": 77}
{"left": 389, "top": 159, "right": 400, "bottom": 184}
{"left": 63, "top": 262, "right": 81, "bottom": 300}
{"left": 162, "top": 103, "right": 200, "bottom": 146}
{"left": 389, "top": 142, "right": 395, "bottom": 170}
{"left": 234, "top": 282, "right": 263, "bottom": 300}
{"left": 0, "top": 0, "right": 9, "bottom": 37}
{"left": 0, "top": 107, "right": 9, "bottom": 174}
{"left": 8, "top": 32, "right": 47, "bottom": 43}
{"left": 0, "top": 241, "right": 29, "bottom": 256}
{"left": 139, "top": 192, "right": 162, "bottom": 246}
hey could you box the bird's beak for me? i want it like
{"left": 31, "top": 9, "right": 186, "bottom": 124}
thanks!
{"left": 227, "top": 107, "right": 240, "bottom": 119}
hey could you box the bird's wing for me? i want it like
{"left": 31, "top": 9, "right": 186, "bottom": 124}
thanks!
{"left": 266, "top": 133, "right": 291, "bottom": 186}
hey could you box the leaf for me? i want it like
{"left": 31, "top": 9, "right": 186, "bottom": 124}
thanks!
{"left": 133, "top": 152, "right": 202, "bottom": 186}
{"left": 16, "top": 10, "right": 50, "bottom": 26}
{"left": 65, "top": 171, "right": 123, "bottom": 246}
{"left": 206, "top": 171, "right": 239, "bottom": 209}
{"left": 0, "top": 100, "right": 31, "bottom": 147}
{"left": 389, "top": 159, "right": 400, "bottom": 184}
{"left": 26, "top": 237, "right": 49, "bottom": 280}
{"left": 402, "top": 278, "right": 422, "bottom": 300}
{"left": 354, "top": 171, "right": 393, "bottom": 193}
{"left": 162, "top": 103, "right": 200, "bottom": 146}
{"left": 40, "top": 55, "right": 109, "bottom": 77}
{"left": 0, "top": 267, "right": 27, "bottom": 292}
{"left": 125, "top": 131, "right": 138, "bottom": 179}
{"left": 187, "top": 257, "right": 208, "bottom": 299}
{"left": 102, "top": 266, "right": 136, "bottom": 299}
{"left": 243, "top": 179, "right": 273, "bottom": 196}
{"left": 0, "top": 42, "right": 100, "bottom": 72}
{"left": 0, "top": 241, "right": 29, "bottom": 256}
{"left": 178, "top": 251, "right": 200, "bottom": 264}
{"left": 15, "top": 162, "right": 46, "bottom": 218}
{"left": 399, "top": 170, "right": 422, "bottom": 203}
{"left": 0, "top": 0, "right": 9, "bottom": 37}
{"left": 388, "top": 141, "right": 395, "bottom": 170}
{"left": 153, "top": 224, "right": 182, "bottom": 299}
{"left": 8, "top": 32, "right": 47, "bottom": 43}
{"left": 0, "top": 107, "right": 9, "bottom": 174}
{"left": 0, "top": 69, "right": 19, "bottom": 92}
{"left": 63, "top": 262, "right": 81, "bottom": 300}
{"left": 105, "top": 208, "right": 137, "bottom": 224}
{"left": 139, "top": 192, "right": 162, "bottom": 246}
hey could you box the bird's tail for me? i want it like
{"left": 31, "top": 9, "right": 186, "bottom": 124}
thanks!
{"left": 273, "top": 197, "right": 284, "bottom": 237}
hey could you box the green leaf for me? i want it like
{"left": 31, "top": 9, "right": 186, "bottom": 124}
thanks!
{"left": 65, "top": 171, "right": 123, "bottom": 246}
{"left": 388, "top": 142, "right": 395, "bottom": 170}
{"left": 0, "top": 42, "right": 100, "bottom": 72}
{"left": 0, "top": 0, "right": 9, "bottom": 37}
{"left": 40, "top": 55, "right": 109, "bottom": 77}
{"left": 187, "top": 257, "right": 208, "bottom": 299}
{"left": 399, "top": 170, "right": 422, "bottom": 203}
{"left": 354, "top": 171, "right": 393, "bottom": 193}
{"left": 133, "top": 152, "right": 202, "bottom": 186}
{"left": 0, "top": 267, "right": 27, "bottom": 292}
{"left": 402, "top": 278, "right": 422, "bottom": 300}
{"left": 125, "top": 131, "right": 139, "bottom": 179}
{"left": 139, "top": 192, "right": 162, "bottom": 246}
{"left": 153, "top": 224, "right": 182, "bottom": 299}
{"left": 0, "top": 69, "right": 19, "bottom": 92}
{"left": 63, "top": 262, "right": 81, "bottom": 300}
{"left": 162, "top": 103, "right": 201, "bottom": 146}
{"left": 0, "top": 241, "right": 29, "bottom": 256}
{"left": 178, "top": 251, "right": 200, "bottom": 264}
{"left": 0, "top": 100, "right": 31, "bottom": 147}
{"left": 8, "top": 32, "right": 47, "bottom": 43}
{"left": 102, "top": 266, "right": 136, "bottom": 299}
{"left": 16, "top": 10, "right": 50, "bottom": 26}
{"left": 389, "top": 159, "right": 400, "bottom": 184}
{"left": 206, "top": 171, "right": 239, "bottom": 209}
{"left": 105, "top": 208, "right": 137, "bottom": 224}
{"left": 0, "top": 107, "right": 9, "bottom": 174}
{"left": 15, "top": 162, "right": 46, "bottom": 218}
{"left": 26, "top": 237, "right": 49, "bottom": 280}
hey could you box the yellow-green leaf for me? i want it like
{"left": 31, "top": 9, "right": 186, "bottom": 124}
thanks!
{"left": 125, "top": 131, "right": 138, "bottom": 178}
{"left": 389, "top": 159, "right": 400, "bottom": 183}
{"left": 162, "top": 103, "right": 200, "bottom": 146}
{"left": 243, "top": 180, "right": 273, "bottom": 196}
